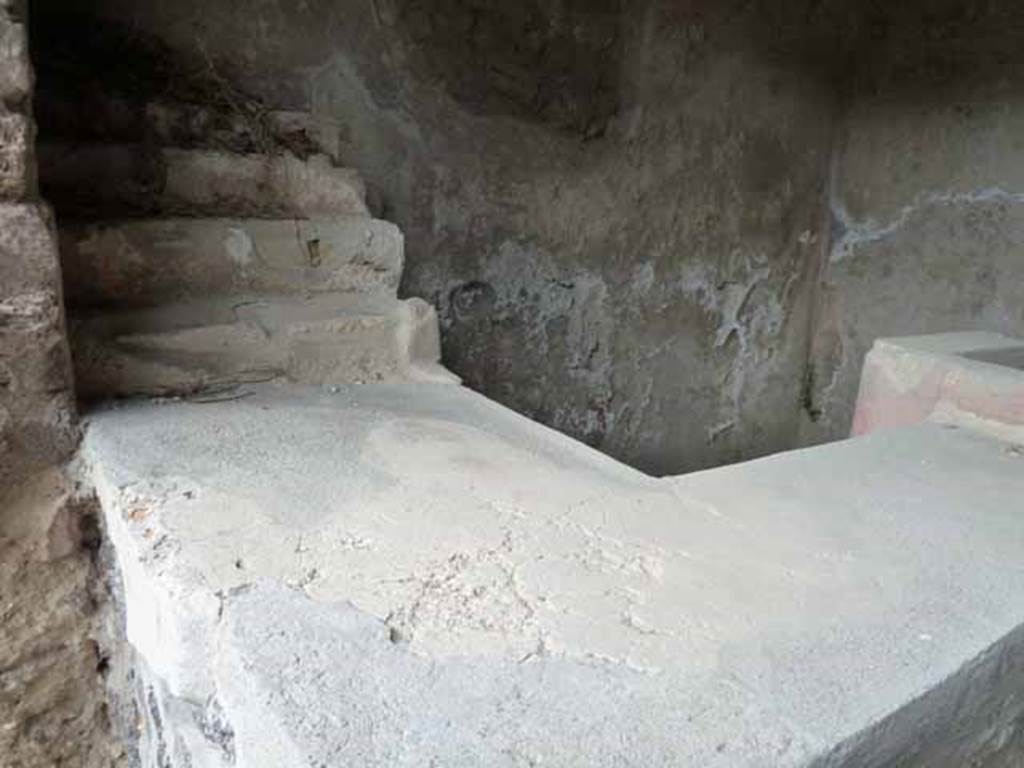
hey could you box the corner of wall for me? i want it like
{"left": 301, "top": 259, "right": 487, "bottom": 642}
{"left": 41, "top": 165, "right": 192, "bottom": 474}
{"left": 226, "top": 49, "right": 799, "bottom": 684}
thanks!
{"left": 0, "top": 2, "right": 124, "bottom": 764}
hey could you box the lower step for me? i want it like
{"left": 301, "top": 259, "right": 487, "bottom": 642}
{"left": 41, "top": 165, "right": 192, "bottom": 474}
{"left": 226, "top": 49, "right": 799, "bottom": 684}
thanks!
{"left": 71, "top": 295, "right": 456, "bottom": 398}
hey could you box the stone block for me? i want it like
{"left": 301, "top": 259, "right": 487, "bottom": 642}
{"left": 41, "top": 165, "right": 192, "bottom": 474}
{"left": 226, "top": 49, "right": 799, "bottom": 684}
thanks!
{"left": 853, "top": 332, "right": 1024, "bottom": 443}
{"left": 0, "top": 288, "right": 76, "bottom": 465}
{"left": 0, "top": 0, "right": 30, "bottom": 106}
{"left": 0, "top": 469, "right": 117, "bottom": 766}
{"left": 0, "top": 204, "right": 77, "bottom": 467}
{"left": 0, "top": 112, "right": 34, "bottom": 199}
{"left": 0, "top": 203, "right": 61, "bottom": 293}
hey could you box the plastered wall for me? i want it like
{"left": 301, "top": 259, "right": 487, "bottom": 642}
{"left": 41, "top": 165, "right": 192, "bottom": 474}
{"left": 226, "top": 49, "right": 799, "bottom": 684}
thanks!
{"left": 803, "top": 0, "right": 1024, "bottom": 443}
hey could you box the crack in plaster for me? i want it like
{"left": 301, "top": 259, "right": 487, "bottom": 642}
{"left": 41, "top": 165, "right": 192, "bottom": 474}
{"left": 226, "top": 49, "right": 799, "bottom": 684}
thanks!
{"left": 830, "top": 187, "right": 1024, "bottom": 263}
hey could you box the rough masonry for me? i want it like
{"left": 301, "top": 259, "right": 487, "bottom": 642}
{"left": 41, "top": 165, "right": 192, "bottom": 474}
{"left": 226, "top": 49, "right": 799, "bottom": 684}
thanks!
{"left": 0, "top": 1, "right": 122, "bottom": 765}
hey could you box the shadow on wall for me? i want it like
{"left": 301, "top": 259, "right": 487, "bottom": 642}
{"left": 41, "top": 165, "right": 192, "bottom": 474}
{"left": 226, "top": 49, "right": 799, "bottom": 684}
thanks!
{"left": 388, "top": 0, "right": 623, "bottom": 138}
{"left": 29, "top": 9, "right": 327, "bottom": 159}
{"left": 843, "top": 0, "right": 1024, "bottom": 96}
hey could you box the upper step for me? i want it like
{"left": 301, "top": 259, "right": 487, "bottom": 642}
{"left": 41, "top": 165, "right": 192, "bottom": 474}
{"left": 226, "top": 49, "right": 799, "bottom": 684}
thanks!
{"left": 39, "top": 143, "right": 369, "bottom": 218}
{"left": 60, "top": 217, "right": 403, "bottom": 309}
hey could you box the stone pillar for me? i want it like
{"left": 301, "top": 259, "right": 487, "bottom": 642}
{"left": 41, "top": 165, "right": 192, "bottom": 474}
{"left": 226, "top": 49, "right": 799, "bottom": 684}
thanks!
{"left": 0, "top": 3, "right": 121, "bottom": 766}
{"left": 0, "top": 0, "right": 77, "bottom": 488}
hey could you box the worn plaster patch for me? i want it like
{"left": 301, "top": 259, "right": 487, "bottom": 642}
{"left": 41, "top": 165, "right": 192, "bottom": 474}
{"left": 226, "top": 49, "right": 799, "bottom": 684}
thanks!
{"left": 224, "top": 227, "right": 256, "bottom": 269}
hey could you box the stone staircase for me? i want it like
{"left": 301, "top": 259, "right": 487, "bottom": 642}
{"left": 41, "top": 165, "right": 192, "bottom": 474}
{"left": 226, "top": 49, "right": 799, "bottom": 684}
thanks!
{"left": 49, "top": 143, "right": 455, "bottom": 399}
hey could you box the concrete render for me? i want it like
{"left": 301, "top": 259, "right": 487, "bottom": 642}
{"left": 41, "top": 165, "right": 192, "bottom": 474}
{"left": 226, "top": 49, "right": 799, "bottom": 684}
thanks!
{"left": 83, "top": 377, "right": 1024, "bottom": 767}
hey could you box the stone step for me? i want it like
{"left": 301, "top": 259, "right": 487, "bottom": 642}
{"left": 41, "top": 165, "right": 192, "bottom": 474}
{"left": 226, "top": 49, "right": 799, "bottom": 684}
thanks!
{"left": 60, "top": 217, "right": 403, "bottom": 309}
{"left": 39, "top": 143, "right": 368, "bottom": 218}
{"left": 71, "top": 295, "right": 456, "bottom": 399}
